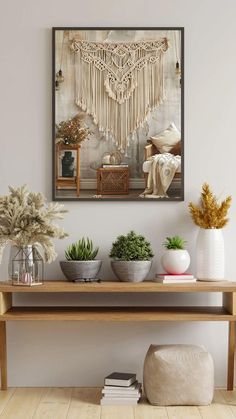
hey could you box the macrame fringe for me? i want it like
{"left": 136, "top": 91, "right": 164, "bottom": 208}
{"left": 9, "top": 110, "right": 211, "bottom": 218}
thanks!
{"left": 71, "top": 39, "right": 168, "bottom": 152}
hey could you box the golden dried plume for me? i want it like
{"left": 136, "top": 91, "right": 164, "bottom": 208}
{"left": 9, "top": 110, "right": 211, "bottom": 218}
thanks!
{"left": 188, "top": 183, "right": 232, "bottom": 229}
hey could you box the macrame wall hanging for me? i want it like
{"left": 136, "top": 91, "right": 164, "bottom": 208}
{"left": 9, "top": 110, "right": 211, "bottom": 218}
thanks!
{"left": 70, "top": 38, "right": 169, "bottom": 152}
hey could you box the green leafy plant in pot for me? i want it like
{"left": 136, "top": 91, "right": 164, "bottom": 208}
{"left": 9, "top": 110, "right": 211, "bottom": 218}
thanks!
{"left": 60, "top": 237, "right": 102, "bottom": 281}
{"left": 109, "top": 230, "right": 154, "bottom": 282}
{"left": 161, "top": 235, "right": 190, "bottom": 274}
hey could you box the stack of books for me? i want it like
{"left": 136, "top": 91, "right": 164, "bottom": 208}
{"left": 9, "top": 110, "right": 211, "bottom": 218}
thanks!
{"left": 154, "top": 273, "right": 196, "bottom": 283}
{"left": 100, "top": 372, "right": 141, "bottom": 405}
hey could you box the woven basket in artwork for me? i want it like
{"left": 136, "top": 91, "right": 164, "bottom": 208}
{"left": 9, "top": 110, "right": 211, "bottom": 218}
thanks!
{"left": 97, "top": 167, "right": 129, "bottom": 195}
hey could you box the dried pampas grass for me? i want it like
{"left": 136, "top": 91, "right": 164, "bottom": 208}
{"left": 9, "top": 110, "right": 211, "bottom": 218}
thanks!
{"left": 0, "top": 185, "right": 68, "bottom": 263}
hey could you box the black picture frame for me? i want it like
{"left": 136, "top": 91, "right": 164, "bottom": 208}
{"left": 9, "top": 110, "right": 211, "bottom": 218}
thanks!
{"left": 52, "top": 27, "right": 184, "bottom": 201}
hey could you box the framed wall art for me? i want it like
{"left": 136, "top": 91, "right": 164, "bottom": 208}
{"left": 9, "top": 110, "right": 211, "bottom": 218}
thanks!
{"left": 52, "top": 27, "right": 184, "bottom": 201}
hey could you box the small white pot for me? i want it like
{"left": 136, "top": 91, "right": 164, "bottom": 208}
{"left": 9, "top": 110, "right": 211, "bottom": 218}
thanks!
{"left": 196, "top": 228, "right": 224, "bottom": 281}
{"left": 161, "top": 250, "right": 190, "bottom": 274}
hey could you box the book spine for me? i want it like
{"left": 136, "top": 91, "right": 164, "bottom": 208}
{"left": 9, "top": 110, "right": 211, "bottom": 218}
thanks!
{"left": 154, "top": 279, "right": 196, "bottom": 283}
{"left": 102, "top": 391, "right": 141, "bottom": 396}
{"left": 105, "top": 380, "right": 134, "bottom": 386}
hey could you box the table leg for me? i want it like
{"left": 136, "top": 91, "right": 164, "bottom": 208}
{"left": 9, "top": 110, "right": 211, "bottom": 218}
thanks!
{"left": 0, "top": 322, "right": 7, "bottom": 390}
{"left": 227, "top": 321, "right": 235, "bottom": 390}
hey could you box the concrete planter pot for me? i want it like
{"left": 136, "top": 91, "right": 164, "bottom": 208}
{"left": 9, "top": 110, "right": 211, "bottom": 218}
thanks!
{"left": 60, "top": 260, "right": 102, "bottom": 281}
{"left": 111, "top": 260, "right": 152, "bottom": 282}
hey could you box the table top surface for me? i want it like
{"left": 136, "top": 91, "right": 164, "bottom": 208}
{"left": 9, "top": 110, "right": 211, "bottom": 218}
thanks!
{"left": 0, "top": 280, "right": 236, "bottom": 293}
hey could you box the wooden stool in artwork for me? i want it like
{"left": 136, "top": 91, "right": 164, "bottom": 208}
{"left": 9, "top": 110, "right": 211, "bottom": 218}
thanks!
{"left": 56, "top": 144, "right": 80, "bottom": 196}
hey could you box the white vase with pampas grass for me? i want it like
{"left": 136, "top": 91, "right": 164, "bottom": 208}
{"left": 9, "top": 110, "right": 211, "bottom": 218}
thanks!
{"left": 0, "top": 185, "right": 68, "bottom": 285}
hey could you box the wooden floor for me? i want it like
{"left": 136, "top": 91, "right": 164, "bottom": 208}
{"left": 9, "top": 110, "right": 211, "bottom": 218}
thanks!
{"left": 0, "top": 388, "right": 235, "bottom": 418}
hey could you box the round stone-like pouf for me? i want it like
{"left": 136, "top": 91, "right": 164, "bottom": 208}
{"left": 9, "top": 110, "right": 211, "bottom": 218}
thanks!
{"left": 143, "top": 344, "right": 214, "bottom": 406}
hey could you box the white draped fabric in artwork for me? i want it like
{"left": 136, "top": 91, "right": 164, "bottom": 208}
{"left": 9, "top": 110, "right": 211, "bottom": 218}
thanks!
{"left": 70, "top": 39, "right": 168, "bottom": 152}
{"left": 142, "top": 153, "right": 181, "bottom": 198}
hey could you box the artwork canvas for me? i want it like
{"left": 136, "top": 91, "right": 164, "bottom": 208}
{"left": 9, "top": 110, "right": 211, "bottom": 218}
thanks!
{"left": 53, "top": 27, "right": 184, "bottom": 201}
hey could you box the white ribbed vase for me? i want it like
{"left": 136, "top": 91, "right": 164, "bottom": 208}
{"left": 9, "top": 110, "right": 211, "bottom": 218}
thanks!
{"left": 196, "top": 229, "right": 225, "bottom": 281}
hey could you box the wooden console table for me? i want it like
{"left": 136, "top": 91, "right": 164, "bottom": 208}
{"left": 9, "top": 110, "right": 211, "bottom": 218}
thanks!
{"left": 0, "top": 280, "right": 235, "bottom": 391}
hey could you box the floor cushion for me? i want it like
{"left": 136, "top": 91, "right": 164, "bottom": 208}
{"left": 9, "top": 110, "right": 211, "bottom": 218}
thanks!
{"left": 143, "top": 344, "right": 214, "bottom": 406}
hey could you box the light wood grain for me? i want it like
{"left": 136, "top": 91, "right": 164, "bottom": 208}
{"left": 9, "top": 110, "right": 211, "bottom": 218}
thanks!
{"left": 101, "top": 405, "right": 134, "bottom": 419}
{"left": 33, "top": 387, "right": 72, "bottom": 419}
{"left": 224, "top": 293, "right": 236, "bottom": 315}
{"left": 67, "top": 388, "right": 101, "bottom": 419}
{"left": 67, "top": 404, "right": 101, "bottom": 419}
{"left": 0, "top": 294, "right": 12, "bottom": 315}
{"left": 41, "top": 387, "right": 72, "bottom": 403}
{"left": 0, "top": 282, "right": 235, "bottom": 393}
{"left": 0, "top": 388, "right": 15, "bottom": 415}
{"left": 167, "top": 405, "right": 201, "bottom": 418}
{"left": 0, "top": 280, "right": 236, "bottom": 293}
{"left": 228, "top": 322, "right": 235, "bottom": 391}
{"left": 220, "top": 388, "right": 236, "bottom": 403}
{"left": 33, "top": 402, "right": 70, "bottom": 419}
{"left": 0, "top": 323, "right": 7, "bottom": 390}
{"left": 0, "top": 388, "right": 234, "bottom": 419}
{"left": 134, "top": 399, "right": 168, "bottom": 418}
{"left": 220, "top": 389, "right": 236, "bottom": 417}
{"left": 198, "top": 389, "right": 235, "bottom": 419}
{"left": 70, "top": 387, "right": 101, "bottom": 405}
{"left": 0, "top": 388, "right": 46, "bottom": 419}
{"left": 0, "top": 306, "right": 234, "bottom": 322}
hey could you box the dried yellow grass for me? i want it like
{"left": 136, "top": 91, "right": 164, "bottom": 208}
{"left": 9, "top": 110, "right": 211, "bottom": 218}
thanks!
{"left": 188, "top": 183, "right": 232, "bottom": 229}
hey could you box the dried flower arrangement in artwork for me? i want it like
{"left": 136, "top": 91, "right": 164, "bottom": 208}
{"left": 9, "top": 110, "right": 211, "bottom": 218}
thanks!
{"left": 0, "top": 185, "right": 68, "bottom": 262}
{"left": 188, "top": 183, "right": 232, "bottom": 229}
{"left": 56, "top": 114, "right": 91, "bottom": 145}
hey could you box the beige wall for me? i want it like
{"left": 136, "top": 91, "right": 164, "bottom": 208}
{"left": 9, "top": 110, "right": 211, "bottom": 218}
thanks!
{"left": 0, "top": 0, "right": 235, "bottom": 386}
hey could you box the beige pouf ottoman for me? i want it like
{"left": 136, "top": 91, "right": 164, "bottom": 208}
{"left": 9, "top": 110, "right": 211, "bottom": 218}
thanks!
{"left": 143, "top": 344, "right": 214, "bottom": 406}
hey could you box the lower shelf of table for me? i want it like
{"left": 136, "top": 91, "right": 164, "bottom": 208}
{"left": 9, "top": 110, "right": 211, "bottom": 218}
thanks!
{"left": 0, "top": 306, "right": 234, "bottom": 321}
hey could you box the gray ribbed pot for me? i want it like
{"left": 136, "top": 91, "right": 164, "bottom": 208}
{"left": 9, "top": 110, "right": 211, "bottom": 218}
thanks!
{"left": 60, "top": 260, "right": 102, "bottom": 281}
{"left": 111, "top": 260, "right": 152, "bottom": 282}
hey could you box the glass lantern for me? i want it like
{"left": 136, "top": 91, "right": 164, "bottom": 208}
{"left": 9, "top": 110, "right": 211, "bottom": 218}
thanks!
{"left": 11, "top": 245, "right": 44, "bottom": 286}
